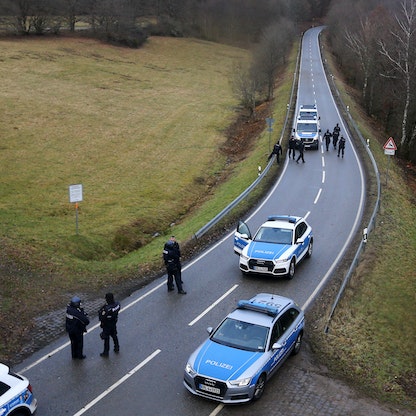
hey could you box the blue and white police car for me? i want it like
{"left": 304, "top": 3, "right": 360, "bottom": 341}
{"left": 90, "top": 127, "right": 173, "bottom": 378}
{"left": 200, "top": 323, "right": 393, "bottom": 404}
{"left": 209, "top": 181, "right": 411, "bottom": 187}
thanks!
{"left": 184, "top": 293, "right": 304, "bottom": 404}
{"left": 234, "top": 215, "right": 313, "bottom": 279}
{"left": 0, "top": 363, "right": 37, "bottom": 415}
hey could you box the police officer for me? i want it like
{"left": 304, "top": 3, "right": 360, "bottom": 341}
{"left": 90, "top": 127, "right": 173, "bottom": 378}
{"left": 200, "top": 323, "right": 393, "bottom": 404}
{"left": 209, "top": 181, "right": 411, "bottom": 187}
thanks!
{"left": 163, "top": 236, "right": 186, "bottom": 294}
{"left": 288, "top": 135, "right": 296, "bottom": 160}
{"left": 99, "top": 293, "right": 121, "bottom": 357}
{"left": 296, "top": 139, "right": 305, "bottom": 163}
{"left": 268, "top": 142, "right": 283, "bottom": 164}
{"left": 338, "top": 135, "right": 346, "bottom": 158}
{"left": 66, "top": 296, "right": 89, "bottom": 359}
{"left": 323, "top": 129, "right": 332, "bottom": 151}
{"left": 332, "top": 123, "right": 340, "bottom": 149}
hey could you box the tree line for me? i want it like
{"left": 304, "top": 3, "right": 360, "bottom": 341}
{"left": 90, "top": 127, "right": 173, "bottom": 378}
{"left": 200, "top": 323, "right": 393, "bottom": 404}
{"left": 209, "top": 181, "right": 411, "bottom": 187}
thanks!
{"left": 2, "top": 0, "right": 413, "bottom": 161}
{"left": 326, "top": 0, "right": 416, "bottom": 161}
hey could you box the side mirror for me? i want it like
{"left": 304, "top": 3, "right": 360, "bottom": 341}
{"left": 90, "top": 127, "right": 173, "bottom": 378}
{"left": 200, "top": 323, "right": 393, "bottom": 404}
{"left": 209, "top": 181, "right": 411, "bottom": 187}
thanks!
{"left": 272, "top": 342, "right": 282, "bottom": 350}
{"left": 293, "top": 128, "right": 295, "bottom": 132}
{"left": 240, "top": 233, "right": 249, "bottom": 240}
{"left": 207, "top": 327, "right": 213, "bottom": 334}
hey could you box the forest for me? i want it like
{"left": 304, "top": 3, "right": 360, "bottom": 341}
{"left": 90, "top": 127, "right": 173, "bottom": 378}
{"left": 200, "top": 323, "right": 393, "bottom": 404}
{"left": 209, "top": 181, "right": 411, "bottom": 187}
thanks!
{"left": 1, "top": 0, "right": 415, "bottom": 161}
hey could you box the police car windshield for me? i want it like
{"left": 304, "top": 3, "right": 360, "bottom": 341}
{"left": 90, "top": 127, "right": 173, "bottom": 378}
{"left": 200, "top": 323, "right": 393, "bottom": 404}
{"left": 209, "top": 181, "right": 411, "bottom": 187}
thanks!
{"left": 297, "top": 123, "right": 317, "bottom": 132}
{"left": 254, "top": 227, "right": 293, "bottom": 245}
{"left": 211, "top": 318, "right": 269, "bottom": 352}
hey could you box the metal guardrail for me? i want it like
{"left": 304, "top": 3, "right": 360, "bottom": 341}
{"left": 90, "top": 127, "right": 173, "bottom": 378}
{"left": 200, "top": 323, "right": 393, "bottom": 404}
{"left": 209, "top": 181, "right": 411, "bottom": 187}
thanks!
{"left": 193, "top": 43, "right": 301, "bottom": 240}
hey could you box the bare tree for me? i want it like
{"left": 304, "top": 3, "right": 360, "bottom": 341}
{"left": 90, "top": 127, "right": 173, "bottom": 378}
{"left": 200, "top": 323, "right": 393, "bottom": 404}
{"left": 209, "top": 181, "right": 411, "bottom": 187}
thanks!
{"left": 378, "top": 0, "right": 416, "bottom": 149}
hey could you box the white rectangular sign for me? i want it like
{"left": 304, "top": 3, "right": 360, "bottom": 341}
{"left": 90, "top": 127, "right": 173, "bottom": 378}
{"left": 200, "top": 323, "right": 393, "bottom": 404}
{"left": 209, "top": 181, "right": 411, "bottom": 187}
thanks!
{"left": 69, "top": 184, "right": 83, "bottom": 203}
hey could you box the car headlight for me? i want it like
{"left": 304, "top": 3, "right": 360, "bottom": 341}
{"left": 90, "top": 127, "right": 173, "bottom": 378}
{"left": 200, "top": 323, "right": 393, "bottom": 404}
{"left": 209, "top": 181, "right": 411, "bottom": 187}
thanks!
{"left": 229, "top": 377, "right": 251, "bottom": 387}
{"left": 240, "top": 253, "right": 249, "bottom": 261}
{"left": 185, "top": 363, "right": 197, "bottom": 377}
{"left": 275, "top": 257, "right": 289, "bottom": 263}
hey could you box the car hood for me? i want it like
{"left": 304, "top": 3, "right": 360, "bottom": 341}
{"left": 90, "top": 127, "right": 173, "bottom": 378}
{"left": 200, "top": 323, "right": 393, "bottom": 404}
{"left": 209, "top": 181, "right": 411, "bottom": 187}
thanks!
{"left": 245, "top": 241, "right": 291, "bottom": 260}
{"left": 192, "top": 340, "right": 261, "bottom": 381}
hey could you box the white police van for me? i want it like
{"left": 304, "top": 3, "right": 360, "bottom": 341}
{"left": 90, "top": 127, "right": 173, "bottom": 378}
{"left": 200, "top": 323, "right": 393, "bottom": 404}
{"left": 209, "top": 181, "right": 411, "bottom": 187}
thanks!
{"left": 293, "top": 104, "right": 320, "bottom": 150}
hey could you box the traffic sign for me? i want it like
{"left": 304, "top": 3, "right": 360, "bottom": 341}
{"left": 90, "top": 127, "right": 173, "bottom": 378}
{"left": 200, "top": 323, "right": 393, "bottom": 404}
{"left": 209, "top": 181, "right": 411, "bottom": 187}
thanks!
{"left": 383, "top": 137, "right": 397, "bottom": 156}
{"left": 383, "top": 137, "right": 397, "bottom": 150}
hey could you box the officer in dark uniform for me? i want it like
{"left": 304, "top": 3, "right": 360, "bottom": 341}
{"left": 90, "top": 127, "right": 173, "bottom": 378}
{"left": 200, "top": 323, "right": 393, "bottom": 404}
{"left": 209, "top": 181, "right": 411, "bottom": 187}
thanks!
{"left": 338, "top": 136, "right": 346, "bottom": 158}
{"left": 268, "top": 142, "right": 283, "bottom": 164}
{"left": 323, "top": 129, "right": 332, "bottom": 151}
{"left": 332, "top": 123, "right": 340, "bottom": 149}
{"left": 99, "top": 293, "right": 121, "bottom": 357}
{"left": 66, "top": 296, "right": 89, "bottom": 359}
{"left": 296, "top": 139, "right": 305, "bottom": 163}
{"left": 163, "top": 236, "right": 186, "bottom": 294}
{"left": 288, "top": 135, "right": 296, "bottom": 160}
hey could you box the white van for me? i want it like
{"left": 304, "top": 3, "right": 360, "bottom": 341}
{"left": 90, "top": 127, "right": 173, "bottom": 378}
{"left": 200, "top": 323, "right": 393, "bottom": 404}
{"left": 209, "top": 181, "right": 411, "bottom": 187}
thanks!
{"left": 293, "top": 104, "right": 320, "bottom": 150}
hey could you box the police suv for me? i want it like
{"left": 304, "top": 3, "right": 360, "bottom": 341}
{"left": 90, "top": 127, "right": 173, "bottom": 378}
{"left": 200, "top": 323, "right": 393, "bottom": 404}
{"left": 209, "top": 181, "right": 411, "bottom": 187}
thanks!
{"left": 0, "top": 363, "right": 37, "bottom": 415}
{"left": 234, "top": 215, "right": 313, "bottom": 279}
{"left": 184, "top": 293, "right": 305, "bottom": 403}
{"left": 293, "top": 104, "right": 320, "bottom": 150}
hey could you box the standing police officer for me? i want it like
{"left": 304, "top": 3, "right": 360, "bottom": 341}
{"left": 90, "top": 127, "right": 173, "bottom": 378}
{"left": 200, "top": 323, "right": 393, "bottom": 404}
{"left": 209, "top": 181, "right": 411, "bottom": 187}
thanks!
{"left": 332, "top": 123, "right": 340, "bottom": 149}
{"left": 288, "top": 135, "right": 296, "bottom": 160}
{"left": 296, "top": 140, "right": 305, "bottom": 163}
{"left": 338, "top": 136, "right": 346, "bottom": 158}
{"left": 163, "top": 236, "right": 186, "bottom": 294}
{"left": 99, "top": 293, "right": 121, "bottom": 357}
{"left": 323, "top": 129, "right": 332, "bottom": 151}
{"left": 66, "top": 296, "right": 89, "bottom": 360}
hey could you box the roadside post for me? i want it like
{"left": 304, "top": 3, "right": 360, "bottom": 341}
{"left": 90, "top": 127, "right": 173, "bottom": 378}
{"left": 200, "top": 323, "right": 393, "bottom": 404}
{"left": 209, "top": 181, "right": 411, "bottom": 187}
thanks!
{"left": 69, "top": 184, "right": 83, "bottom": 235}
{"left": 383, "top": 137, "right": 397, "bottom": 186}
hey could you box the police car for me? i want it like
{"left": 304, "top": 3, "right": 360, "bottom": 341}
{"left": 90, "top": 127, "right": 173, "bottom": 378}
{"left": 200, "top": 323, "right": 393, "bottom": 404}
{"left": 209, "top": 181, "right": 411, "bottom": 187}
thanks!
{"left": 184, "top": 293, "right": 304, "bottom": 403}
{"left": 0, "top": 363, "right": 37, "bottom": 415}
{"left": 234, "top": 215, "right": 313, "bottom": 279}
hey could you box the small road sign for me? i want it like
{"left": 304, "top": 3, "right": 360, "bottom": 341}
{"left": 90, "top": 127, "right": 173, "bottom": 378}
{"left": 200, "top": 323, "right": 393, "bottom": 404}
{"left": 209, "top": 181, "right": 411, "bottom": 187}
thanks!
{"left": 383, "top": 137, "right": 397, "bottom": 156}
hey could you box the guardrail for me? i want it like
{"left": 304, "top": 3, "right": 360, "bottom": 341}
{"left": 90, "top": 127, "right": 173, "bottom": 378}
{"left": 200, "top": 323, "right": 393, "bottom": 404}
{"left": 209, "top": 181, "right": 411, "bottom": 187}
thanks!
{"left": 193, "top": 43, "right": 301, "bottom": 240}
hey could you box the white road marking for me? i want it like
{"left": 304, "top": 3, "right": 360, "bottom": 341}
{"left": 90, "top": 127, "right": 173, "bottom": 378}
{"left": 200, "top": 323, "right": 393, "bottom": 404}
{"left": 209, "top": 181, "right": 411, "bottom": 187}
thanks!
{"left": 188, "top": 285, "right": 239, "bottom": 326}
{"left": 314, "top": 188, "right": 322, "bottom": 204}
{"left": 72, "top": 349, "right": 161, "bottom": 416}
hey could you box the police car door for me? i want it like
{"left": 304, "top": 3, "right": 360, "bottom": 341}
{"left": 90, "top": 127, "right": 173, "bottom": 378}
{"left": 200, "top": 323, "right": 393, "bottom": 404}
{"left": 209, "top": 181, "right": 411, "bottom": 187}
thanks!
{"left": 234, "top": 220, "right": 252, "bottom": 255}
{"left": 294, "top": 221, "right": 309, "bottom": 261}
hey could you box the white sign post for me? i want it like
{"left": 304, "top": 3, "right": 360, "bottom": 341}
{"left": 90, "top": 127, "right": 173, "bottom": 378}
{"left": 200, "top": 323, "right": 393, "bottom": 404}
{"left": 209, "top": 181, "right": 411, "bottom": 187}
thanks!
{"left": 383, "top": 137, "right": 397, "bottom": 186}
{"left": 69, "top": 184, "right": 83, "bottom": 234}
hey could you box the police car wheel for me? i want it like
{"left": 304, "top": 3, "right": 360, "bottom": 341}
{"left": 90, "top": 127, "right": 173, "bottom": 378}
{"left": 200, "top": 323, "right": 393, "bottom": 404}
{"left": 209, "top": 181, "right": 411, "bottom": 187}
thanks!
{"left": 252, "top": 374, "right": 266, "bottom": 401}
{"left": 306, "top": 240, "right": 313, "bottom": 258}
{"left": 291, "top": 331, "right": 303, "bottom": 355}
{"left": 287, "top": 259, "right": 296, "bottom": 279}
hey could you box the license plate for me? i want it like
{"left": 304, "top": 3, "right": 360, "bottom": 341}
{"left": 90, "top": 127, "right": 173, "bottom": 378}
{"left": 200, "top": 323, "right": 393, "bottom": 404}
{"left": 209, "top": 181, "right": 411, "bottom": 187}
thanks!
{"left": 254, "top": 266, "right": 268, "bottom": 272}
{"left": 199, "top": 384, "right": 220, "bottom": 394}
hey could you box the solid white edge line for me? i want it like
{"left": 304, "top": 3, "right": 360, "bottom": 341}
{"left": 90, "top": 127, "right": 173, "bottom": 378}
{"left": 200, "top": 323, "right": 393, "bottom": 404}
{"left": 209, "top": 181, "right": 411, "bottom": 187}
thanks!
{"left": 188, "top": 285, "right": 239, "bottom": 326}
{"left": 73, "top": 349, "right": 161, "bottom": 416}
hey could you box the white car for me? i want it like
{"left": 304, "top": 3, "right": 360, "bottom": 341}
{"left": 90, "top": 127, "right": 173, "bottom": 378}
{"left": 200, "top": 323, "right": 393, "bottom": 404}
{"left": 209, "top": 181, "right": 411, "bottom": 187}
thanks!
{"left": 0, "top": 363, "right": 37, "bottom": 415}
{"left": 234, "top": 215, "right": 313, "bottom": 279}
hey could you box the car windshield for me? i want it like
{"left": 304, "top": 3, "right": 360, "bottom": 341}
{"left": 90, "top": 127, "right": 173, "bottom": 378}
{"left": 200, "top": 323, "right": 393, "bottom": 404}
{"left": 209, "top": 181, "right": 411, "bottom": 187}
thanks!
{"left": 254, "top": 227, "right": 293, "bottom": 245}
{"left": 297, "top": 123, "right": 317, "bottom": 132}
{"left": 211, "top": 318, "right": 269, "bottom": 352}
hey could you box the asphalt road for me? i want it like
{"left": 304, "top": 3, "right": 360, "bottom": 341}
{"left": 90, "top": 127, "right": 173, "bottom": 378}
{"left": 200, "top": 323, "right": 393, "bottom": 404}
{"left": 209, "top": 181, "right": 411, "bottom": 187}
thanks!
{"left": 15, "top": 26, "right": 384, "bottom": 416}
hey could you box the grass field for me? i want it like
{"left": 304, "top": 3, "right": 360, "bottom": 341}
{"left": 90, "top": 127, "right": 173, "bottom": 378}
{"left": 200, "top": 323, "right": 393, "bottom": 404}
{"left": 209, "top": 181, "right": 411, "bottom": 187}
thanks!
{"left": 0, "top": 36, "right": 250, "bottom": 268}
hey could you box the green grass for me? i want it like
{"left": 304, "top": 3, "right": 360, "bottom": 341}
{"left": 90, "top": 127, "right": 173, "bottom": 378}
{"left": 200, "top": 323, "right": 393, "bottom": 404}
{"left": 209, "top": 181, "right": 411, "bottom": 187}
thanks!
{"left": 0, "top": 36, "right": 248, "bottom": 265}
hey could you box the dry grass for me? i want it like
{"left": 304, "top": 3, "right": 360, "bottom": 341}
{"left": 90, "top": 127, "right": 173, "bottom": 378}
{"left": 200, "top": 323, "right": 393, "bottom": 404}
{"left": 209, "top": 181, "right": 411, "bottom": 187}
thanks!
{"left": 0, "top": 36, "right": 248, "bottom": 263}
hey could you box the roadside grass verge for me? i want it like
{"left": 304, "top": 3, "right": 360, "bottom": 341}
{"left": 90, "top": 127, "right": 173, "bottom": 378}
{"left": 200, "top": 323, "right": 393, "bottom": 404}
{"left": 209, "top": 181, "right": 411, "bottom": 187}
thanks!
{"left": 311, "top": 36, "right": 416, "bottom": 410}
